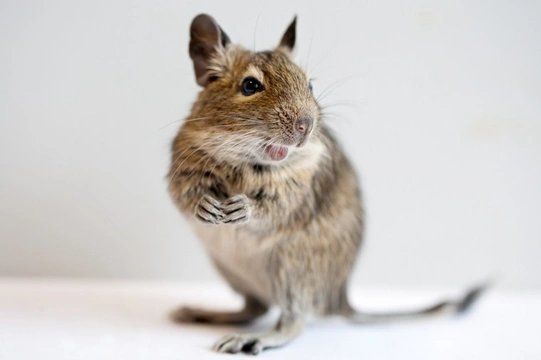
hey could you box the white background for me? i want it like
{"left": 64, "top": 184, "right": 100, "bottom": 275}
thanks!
{"left": 1, "top": 0, "right": 540, "bottom": 290}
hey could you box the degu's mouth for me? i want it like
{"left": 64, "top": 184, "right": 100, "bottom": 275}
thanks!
{"left": 264, "top": 144, "right": 289, "bottom": 161}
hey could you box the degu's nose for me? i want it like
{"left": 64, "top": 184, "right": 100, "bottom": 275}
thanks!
{"left": 295, "top": 117, "right": 313, "bottom": 134}
{"left": 295, "top": 117, "right": 314, "bottom": 147}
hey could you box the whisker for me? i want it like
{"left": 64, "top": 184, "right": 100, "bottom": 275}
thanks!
{"left": 199, "top": 131, "right": 262, "bottom": 180}
{"left": 168, "top": 135, "right": 222, "bottom": 188}
{"left": 304, "top": 12, "right": 316, "bottom": 71}
{"left": 159, "top": 115, "right": 263, "bottom": 133}
{"left": 308, "top": 41, "right": 338, "bottom": 76}
{"left": 315, "top": 74, "right": 361, "bottom": 104}
{"left": 253, "top": 5, "right": 264, "bottom": 52}
{"left": 320, "top": 101, "right": 358, "bottom": 111}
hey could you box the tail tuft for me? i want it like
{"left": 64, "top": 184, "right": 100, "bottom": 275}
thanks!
{"left": 456, "top": 281, "right": 491, "bottom": 315}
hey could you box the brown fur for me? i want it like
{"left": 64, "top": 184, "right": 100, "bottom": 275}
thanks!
{"left": 167, "top": 14, "right": 486, "bottom": 355}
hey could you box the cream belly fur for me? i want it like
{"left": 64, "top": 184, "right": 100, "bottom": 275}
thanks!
{"left": 189, "top": 218, "right": 274, "bottom": 305}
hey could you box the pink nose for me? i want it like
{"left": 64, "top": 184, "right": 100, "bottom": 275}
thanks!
{"left": 296, "top": 117, "right": 313, "bottom": 134}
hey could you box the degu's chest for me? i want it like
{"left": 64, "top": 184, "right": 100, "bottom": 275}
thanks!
{"left": 188, "top": 217, "right": 276, "bottom": 304}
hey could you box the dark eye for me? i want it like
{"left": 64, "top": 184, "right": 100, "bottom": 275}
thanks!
{"left": 241, "top": 77, "right": 263, "bottom": 96}
{"left": 308, "top": 80, "right": 313, "bottom": 92}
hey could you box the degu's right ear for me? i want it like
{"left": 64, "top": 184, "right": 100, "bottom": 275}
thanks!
{"left": 189, "top": 14, "right": 231, "bottom": 87}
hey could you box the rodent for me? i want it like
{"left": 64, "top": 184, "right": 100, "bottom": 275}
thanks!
{"left": 167, "top": 14, "right": 486, "bottom": 355}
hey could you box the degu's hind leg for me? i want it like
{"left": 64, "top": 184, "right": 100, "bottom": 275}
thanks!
{"left": 337, "top": 282, "right": 489, "bottom": 324}
{"left": 212, "top": 311, "right": 305, "bottom": 355}
{"left": 170, "top": 295, "right": 268, "bottom": 325}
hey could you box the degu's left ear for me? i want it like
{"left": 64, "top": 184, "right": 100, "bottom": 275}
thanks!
{"left": 277, "top": 16, "right": 297, "bottom": 54}
{"left": 189, "top": 14, "right": 231, "bottom": 87}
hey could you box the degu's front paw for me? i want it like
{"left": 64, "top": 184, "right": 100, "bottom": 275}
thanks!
{"left": 195, "top": 194, "right": 251, "bottom": 225}
{"left": 221, "top": 194, "right": 251, "bottom": 224}
{"left": 195, "top": 194, "right": 224, "bottom": 224}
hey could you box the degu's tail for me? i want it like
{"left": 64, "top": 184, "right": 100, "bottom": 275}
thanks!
{"left": 344, "top": 282, "right": 489, "bottom": 324}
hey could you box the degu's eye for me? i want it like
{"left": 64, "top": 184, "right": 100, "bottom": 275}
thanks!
{"left": 308, "top": 79, "right": 313, "bottom": 93}
{"left": 241, "top": 77, "right": 263, "bottom": 96}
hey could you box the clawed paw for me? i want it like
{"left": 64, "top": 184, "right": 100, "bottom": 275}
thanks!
{"left": 195, "top": 194, "right": 251, "bottom": 225}
{"left": 212, "top": 333, "right": 264, "bottom": 355}
{"left": 221, "top": 195, "right": 251, "bottom": 224}
{"left": 195, "top": 195, "right": 224, "bottom": 224}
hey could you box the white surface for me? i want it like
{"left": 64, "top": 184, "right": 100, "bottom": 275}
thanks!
{"left": 1, "top": 279, "right": 540, "bottom": 359}
{"left": 1, "top": 1, "right": 541, "bottom": 289}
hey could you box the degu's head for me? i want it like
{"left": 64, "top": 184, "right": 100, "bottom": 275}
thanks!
{"left": 185, "top": 14, "right": 320, "bottom": 164}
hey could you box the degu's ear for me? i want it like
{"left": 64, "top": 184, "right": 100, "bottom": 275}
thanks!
{"left": 277, "top": 16, "right": 297, "bottom": 54}
{"left": 189, "top": 14, "right": 231, "bottom": 86}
